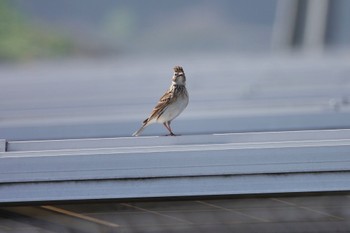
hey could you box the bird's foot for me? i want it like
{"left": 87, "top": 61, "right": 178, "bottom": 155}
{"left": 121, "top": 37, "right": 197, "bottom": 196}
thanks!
{"left": 165, "top": 133, "right": 177, "bottom": 136}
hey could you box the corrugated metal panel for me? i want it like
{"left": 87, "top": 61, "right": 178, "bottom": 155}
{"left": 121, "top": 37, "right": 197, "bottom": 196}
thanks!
{"left": 1, "top": 129, "right": 350, "bottom": 204}
{"left": 0, "top": 139, "right": 6, "bottom": 152}
{"left": 5, "top": 129, "right": 350, "bottom": 152}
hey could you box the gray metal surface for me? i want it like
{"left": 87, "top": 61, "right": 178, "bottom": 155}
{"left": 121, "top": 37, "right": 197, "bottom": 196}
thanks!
{"left": 1, "top": 173, "right": 350, "bottom": 204}
{"left": 5, "top": 128, "right": 350, "bottom": 152}
{"left": 0, "top": 139, "right": 6, "bottom": 152}
{"left": 1, "top": 54, "right": 350, "bottom": 140}
{"left": 1, "top": 54, "right": 350, "bottom": 204}
{"left": 1, "top": 129, "right": 350, "bottom": 204}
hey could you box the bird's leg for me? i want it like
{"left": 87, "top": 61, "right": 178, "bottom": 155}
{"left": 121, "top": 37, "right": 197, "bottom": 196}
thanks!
{"left": 163, "top": 122, "right": 175, "bottom": 136}
{"left": 167, "top": 121, "right": 176, "bottom": 136}
{"left": 163, "top": 122, "right": 171, "bottom": 134}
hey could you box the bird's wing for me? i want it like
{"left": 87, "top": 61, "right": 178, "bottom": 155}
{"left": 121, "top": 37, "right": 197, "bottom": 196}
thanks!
{"left": 145, "top": 89, "right": 174, "bottom": 123}
{"left": 135, "top": 89, "right": 174, "bottom": 136}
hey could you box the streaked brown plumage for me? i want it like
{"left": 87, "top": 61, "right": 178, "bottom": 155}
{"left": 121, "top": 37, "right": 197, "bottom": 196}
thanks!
{"left": 132, "top": 66, "right": 189, "bottom": 136}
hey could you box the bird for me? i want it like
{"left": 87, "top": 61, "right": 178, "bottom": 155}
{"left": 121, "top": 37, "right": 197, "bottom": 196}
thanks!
{"left": 132, "top": 66, "right": 189, "bottom": 136}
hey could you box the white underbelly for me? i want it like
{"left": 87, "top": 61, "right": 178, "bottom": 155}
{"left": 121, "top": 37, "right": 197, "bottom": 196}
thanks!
{"left": 156, "top": 96, "right": 188, "bottom": 123}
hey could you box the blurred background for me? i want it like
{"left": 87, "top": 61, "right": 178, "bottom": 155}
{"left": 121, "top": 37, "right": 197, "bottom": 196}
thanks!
{"left": 1, "top": 0, "right": 350, "bottom": 140}
{"left": 1, "top": 0, "right": 350, "bottom": 60}
{"left": 0, "top": 0, "right": 277, "bottom": 60}
{"left": 1, "top": 1, "right": 350, "bottom": 232}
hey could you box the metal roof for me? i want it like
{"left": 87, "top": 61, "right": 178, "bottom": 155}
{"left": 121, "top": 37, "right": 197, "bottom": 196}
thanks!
{"left": 1, "top": 194, "right": 350, "bottom": 233}
{"left": 1, "top": 129, "right": 350, "bottom": 204}
{"left": 1, "top": 53, "right": 350, "bottom": 232}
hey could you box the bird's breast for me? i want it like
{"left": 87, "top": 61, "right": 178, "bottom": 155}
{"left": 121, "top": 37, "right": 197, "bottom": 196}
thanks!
{"left": 156, "top": 88, "right": 188, "bottom": 123}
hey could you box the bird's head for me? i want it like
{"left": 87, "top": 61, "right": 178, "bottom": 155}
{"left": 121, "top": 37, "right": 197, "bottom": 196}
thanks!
{"left": 172, "top": 66, "right": 186, "bottom": 85}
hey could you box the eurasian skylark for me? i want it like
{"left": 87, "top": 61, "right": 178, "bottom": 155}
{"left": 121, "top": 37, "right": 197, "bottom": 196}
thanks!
{"left": 133, "top": 66, "right": 189, "bottom": 136}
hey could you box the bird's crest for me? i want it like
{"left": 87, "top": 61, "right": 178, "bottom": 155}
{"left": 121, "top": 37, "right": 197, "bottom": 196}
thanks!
{"left": 174, "top": 66, "right": 184, "bottom": 73}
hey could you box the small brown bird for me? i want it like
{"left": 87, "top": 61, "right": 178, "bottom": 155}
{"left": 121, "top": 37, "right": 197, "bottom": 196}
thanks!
{"left": 133, "top": 66, "right": 189, "bottom": 136}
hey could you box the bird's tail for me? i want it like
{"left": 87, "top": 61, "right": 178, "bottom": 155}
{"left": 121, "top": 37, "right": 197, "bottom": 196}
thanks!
{"left": 132, "top": 124, "right": 147, "bottom": 136}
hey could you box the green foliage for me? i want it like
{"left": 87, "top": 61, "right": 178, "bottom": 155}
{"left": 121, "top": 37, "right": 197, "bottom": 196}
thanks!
{"left": 0, "top": 0, "right": 73, "bottom": 61}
